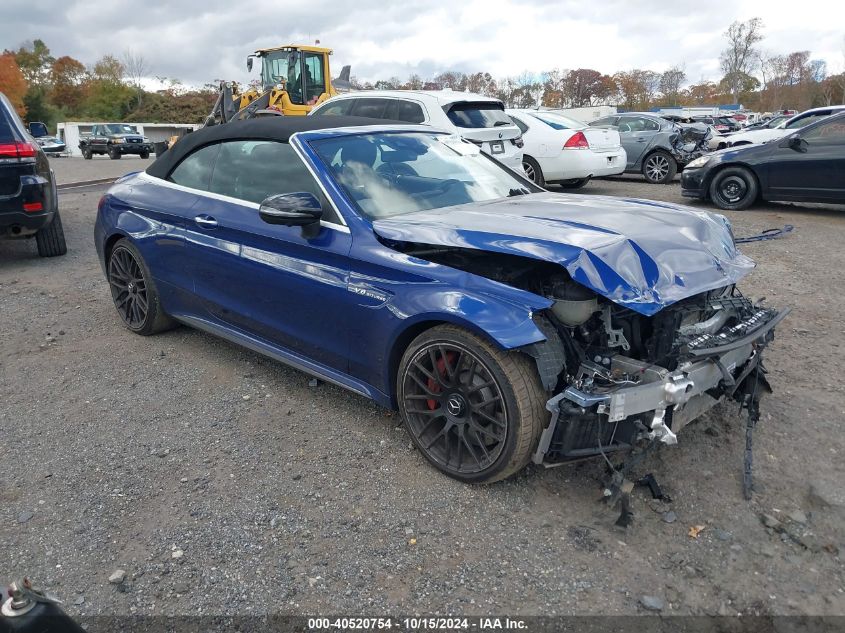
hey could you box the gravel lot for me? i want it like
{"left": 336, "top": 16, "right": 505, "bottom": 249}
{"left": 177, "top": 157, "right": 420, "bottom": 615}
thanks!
{"left": 2, "top": 158, "right": 844, "bottom": 618}
{"left": 50, "top": 155, "right": 154, "bottom": 185}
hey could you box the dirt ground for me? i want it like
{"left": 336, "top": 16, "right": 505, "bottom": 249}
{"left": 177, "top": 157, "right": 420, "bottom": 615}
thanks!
{"left": 1, "top": 159, "right": 844, "bottom": 618}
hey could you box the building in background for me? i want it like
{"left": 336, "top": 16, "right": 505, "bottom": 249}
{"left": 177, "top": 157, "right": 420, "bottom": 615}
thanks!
{"left": 57, "top": 122, "right": 198, "bottom": 157}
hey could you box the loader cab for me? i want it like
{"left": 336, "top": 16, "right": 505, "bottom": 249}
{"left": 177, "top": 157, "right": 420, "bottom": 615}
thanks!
{"left": 249, "top": 45, "right": 334, "bottom": 114}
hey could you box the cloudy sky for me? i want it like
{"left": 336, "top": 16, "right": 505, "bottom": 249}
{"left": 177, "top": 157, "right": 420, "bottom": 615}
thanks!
{"left": 3, "top": 0, "right": 844, "bottom": 87}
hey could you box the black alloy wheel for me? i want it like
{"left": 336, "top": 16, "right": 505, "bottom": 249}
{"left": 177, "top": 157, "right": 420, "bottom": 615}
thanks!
{"left": 402, "top": 342, "right": 509, "bottom": 476}
{"left": 106, "top": 240, "right": 175, "bottom": 335}
{"left": 109, "top": 246, "right": 149, "bottom": 329}
{"left": 399, "top": 325, "right": 547, "bottom": 483}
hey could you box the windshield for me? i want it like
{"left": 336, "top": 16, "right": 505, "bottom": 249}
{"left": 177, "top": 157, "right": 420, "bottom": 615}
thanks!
{"left": 260, "top": 49, "right": 297, "bottom": 88}
{"left": 310, "top": 132, "right": 535, "bottom": 220}
{"left": 105, "top": 124, "right": 139, "bottom": 135}
{"left": 528, "top": 112, "right": 585, "bottom": 130}
{"left": 444, "top": 102, "right": 512, "bottom": 129}
{"left": 786, "top": 112, "right": 832, "bottom": 129}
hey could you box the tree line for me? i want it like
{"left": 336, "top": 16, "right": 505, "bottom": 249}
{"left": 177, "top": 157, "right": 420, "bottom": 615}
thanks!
{"left": 0, "top": 39, "right": 216, "bottom": 129}
{"left": 352, "top": 19, "right": 844, "bottom": 113}
{"left": 0, "top": 19, "right": 843, "bottom": 132}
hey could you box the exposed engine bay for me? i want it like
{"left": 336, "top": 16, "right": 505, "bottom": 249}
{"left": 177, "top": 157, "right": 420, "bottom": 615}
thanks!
{"left": 669, "top": 122, "right": 712, "bottom": 164}
{"left": 396, "top": 244, "right": 787, "bottom": 466}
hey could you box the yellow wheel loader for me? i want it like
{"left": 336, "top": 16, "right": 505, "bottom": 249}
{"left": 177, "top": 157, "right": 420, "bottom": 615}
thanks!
{"left": 207, "top": 44, "right": 352, "bottom": 125}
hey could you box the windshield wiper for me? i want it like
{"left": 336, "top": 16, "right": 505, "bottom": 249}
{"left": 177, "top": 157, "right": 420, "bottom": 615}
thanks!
{"left": 493, "top": 121, "right": 512, "bottom": 127}
{"left": 508, "top": 188, "right": 530, "bottom": 197}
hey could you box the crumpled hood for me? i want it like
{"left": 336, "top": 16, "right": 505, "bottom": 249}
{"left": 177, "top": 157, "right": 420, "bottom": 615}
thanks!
{"left": 373, "top": 192, "right": 755, "bottom": 316}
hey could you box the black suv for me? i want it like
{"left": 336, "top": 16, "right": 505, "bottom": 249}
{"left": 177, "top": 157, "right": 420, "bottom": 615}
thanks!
{"left": 0, "top": 92, "right": 66, "bottom": 257}
{"left": 79, "top": 123, "right": 152, "bottom": 159}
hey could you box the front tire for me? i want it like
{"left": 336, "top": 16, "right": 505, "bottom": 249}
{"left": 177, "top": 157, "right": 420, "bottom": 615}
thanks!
{"left": 140, "top": 151, "right": 150, "bottom": 159}
{"left": 397, "top": 325, "right": 547, "bottom": 483}
{"left": 107, "top": 239, "right": 175, "bottom": 335}
{"left": 82, "top": 147, "right": 93, "bottom": 159}
{"left": 35, "top": 211, "right": 67, "bottom": 257}
{"left": 522, "top": 156, "right": 545, "bottom": 187}
{"left": 108, "top": 147, "right": 121, "bottom": 160}
{"left": 642, "top": 151, "right": 677, "bottom": 184}
{"left": 709, "top": 166, "right": 758, "bottom": 210}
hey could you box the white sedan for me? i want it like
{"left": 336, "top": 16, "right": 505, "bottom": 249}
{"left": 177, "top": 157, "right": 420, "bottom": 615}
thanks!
{"left": 506, "top": 109, "right": 626, "bottom": 188}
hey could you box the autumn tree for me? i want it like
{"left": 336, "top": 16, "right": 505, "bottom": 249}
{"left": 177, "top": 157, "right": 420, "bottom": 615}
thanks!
{"left": 50, "top": 55, "right": 87, "bottom": 113}
{"left": 659, "top": 66, "right": 686, "bottom": 105}
{"left": 433, "top": 71, "right": 467, "bottom": 91}
{"left": 719, "top": 18, "right": 764, "bottom": 101}
{"left": 0, "top": 53, "right": 28, "bottom": 116}
{"left": 10, "top": 39, "right": 54, "bottom": 86}
{"left": 541, "top": 69, "right": 566, "bottom": 107}
{"left": 562, "top": 69, "right": 605, "bottom": 107}
{"left": 613, "top": 69, "right": 659, "bottom": 110}
{"left": 682, "top": 81, "right": 719, "bottom": 105}
{"left": 83, "top": 54, "right": 134, "bottom": 119}
{"left": 403, "top": 74, "right": 423, "bottom": 90}
{"left": 465, "top": 72, "right": 496, "bottom": 96}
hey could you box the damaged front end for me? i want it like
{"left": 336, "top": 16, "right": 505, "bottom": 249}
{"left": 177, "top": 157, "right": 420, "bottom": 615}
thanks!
{"left": 670, "top": 122, "right": 712, "bottom": 165}
{"left": 372, "top": 193, "right": 786, "bottom": 473}
{"left": 531, "top": 286, "right": 788, "bottom": 466}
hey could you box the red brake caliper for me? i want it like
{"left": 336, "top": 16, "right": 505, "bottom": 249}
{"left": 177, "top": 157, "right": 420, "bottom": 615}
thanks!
{"left": 426, "top": 351, "right": 456, "bottom": 410}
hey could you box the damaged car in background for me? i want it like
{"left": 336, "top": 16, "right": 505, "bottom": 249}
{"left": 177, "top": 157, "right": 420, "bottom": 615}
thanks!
{"left": 590, "top": 112, "right": 711, "bottom": 184}
{"left": 95, "top": 117, "right": 785, "bottom": 489}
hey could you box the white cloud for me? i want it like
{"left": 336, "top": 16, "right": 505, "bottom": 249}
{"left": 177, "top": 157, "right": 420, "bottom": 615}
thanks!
{"left": 1, "top": 0, "right": 843, "bottom": 88}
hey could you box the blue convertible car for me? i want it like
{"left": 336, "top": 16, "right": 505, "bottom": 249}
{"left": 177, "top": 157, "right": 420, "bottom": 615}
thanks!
{"left": 95, "top": 116, "right": 786, "bottom": 483}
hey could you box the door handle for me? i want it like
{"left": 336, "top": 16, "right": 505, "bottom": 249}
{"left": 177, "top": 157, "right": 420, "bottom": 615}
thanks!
{"left": 636, "top": 138, "right": 647, "bottom": 142}
{"left": 194, "top": 214, "right": 218, "bottom": 229}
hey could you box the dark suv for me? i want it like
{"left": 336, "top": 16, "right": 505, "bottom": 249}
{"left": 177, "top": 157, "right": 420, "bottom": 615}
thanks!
{"left": 0, "top": 92, "right": 65, "bottom": 257}
{"left": 79, "top": 123, "right": 152, "bottom": 159}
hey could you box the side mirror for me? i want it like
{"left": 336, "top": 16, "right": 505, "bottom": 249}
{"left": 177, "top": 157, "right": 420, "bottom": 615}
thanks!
{"left": 246, "top": 56, "right": 253, "bottom": 72}
{"left": 259, "top": 192, "right": 323, "bottom": 237}
{"left": 787, "top": 136, "right": 807, "bottom": 152}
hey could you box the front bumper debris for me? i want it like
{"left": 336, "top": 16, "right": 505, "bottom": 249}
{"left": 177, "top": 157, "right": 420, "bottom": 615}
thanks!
{"left": 533, "top": 306, "right": 789, "bottom": 465}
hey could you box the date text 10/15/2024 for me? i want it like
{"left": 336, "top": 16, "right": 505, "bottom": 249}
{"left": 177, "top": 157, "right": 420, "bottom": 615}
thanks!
{"left": 308, "top": 617, "right": 528, "bottom": 631}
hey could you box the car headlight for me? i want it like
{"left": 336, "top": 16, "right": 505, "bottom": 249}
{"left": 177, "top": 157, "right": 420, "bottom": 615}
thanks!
{"left": 685, "top": 155, "right": 710, "bottom": 169}
{"left": 111, "top": 137, "right": 123, "bottom": 144}
{"left": 142, "top": 137, "right": 150, "bottom": 143}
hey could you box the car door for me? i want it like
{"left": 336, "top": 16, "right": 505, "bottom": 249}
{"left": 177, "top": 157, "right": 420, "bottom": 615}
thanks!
{"left": 185, "top": 139, "right": 355, "bottom": 371}
{"left": 765, "top": 117, "right": 845, "bottom": 202}
{"left": 132, "top": 143, "right": 222, "bottom": 313}
{"left": 91, "top": 125, "right": 107, "bottom": 151}
{"left": 619, "top": 116, "right": 661, "bottom": 167}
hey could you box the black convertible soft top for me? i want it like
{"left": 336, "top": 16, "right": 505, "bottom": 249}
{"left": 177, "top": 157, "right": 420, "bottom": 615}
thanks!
{"left": 145, "top": 115, "right": 398, "bottom": 179}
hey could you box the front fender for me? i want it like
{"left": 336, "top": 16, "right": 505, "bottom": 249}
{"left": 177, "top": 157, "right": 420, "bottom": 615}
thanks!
{"left": 391, "top": 287, "right": 551, "bottom": 350}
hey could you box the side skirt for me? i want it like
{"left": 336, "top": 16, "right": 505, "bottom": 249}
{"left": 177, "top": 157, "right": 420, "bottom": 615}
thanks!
{"left": 174, "top": 314, "right": 392, "bottom": 408}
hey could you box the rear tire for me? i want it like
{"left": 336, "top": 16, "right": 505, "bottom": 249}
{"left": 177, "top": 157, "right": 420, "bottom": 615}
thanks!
{"left": 522, "top": 156, "right": 545, "bottom": 187}
{"left": 108, "top": 147, "right": 121, "bottom": 160}
{"left": 107, "top": 239, "right": 175, "bottom": 335}
{"left": 709, "top": 166, "right": 758, "bottom": 210}
{"left": 397, "top": 324, "right": 547, "bottom": 484}
{"left": 35, "top": 211, "right": 67, "bottom": 257}
{"left": 642, "top": 151, "right": 677, "bottom": 184}
{"left": 558, "top": 177, "right": 590, "bottom": 189}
